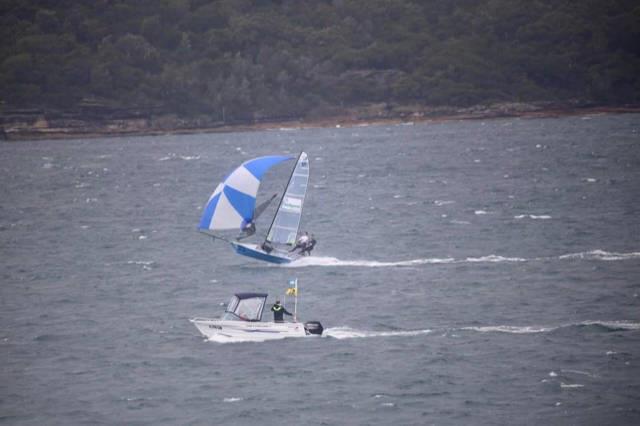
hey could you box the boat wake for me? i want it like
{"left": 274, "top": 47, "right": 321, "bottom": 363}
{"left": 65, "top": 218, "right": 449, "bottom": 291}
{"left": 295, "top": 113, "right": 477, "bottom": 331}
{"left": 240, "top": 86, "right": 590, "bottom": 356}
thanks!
{"left": 288, "top": 256, "right": 455, "bottom": 267}
{"left": 459, "top": 320, "right": 640, "bottom": 334}
{"left": 325, "top": 321, "right": 640, "bottom": 341}
{"left": 323, "top": 326, "right": 432, "bottom": 340}
{"left": 199, "top": 320, "right": 639, "bottom": 343}
{"left": 286, "top": 250, "right": 640, "bottom": 268}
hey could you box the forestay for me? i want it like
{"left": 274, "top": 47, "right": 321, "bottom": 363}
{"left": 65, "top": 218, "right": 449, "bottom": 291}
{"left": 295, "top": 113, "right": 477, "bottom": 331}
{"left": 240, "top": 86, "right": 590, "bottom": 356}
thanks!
{"left": 266, "top": 152, "right": 309, "bottom": 245}
{"left": 198, "top": 155, "right": 292, "bottom": 232}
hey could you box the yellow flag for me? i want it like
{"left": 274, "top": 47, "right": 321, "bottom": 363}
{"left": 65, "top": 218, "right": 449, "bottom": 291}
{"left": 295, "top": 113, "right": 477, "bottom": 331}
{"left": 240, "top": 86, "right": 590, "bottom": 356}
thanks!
{"left": 286, "top": 287, "right": 297, "bottom": 296}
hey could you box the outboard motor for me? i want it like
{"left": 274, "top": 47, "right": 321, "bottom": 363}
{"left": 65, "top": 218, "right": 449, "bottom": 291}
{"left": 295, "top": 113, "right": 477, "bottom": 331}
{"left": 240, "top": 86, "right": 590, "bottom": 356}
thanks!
{"left": 304, "top": 321, "right": 323, "bottom": 336}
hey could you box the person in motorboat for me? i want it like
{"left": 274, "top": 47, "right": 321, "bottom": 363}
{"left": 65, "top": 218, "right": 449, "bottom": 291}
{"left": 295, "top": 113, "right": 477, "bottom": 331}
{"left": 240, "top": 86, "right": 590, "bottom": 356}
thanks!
{"left": 300, "top": 234, "right": 316, "bottom": 256}
{"left": 271, "top": 300, "right": 293, "bottom": 323}
{"left": 289, "top": 232, "right": 310, "bottom": 253}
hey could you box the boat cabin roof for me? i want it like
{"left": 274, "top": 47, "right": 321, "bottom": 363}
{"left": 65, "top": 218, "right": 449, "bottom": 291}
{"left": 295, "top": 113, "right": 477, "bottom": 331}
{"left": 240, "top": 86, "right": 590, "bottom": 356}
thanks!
{"left": 234, "top": 292, "right": 268, "bottom": 300}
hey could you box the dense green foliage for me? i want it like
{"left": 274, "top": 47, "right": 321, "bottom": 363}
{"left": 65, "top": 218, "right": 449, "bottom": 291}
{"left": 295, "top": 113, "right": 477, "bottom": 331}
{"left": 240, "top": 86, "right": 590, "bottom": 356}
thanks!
{"left": 1, "top": 0, "right": 639, "bottom": 121}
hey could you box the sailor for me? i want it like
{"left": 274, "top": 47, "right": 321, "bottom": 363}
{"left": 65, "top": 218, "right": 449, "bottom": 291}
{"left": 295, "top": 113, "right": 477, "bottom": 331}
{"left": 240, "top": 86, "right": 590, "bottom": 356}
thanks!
{"left": 289, "top": 232, "right": 310, "bottom": 253}
{"left": 271, "top": 300, "right": 292, "bottom": 323}
{"left": 301, "top": 234, "right": 316, "bottom": 256}
{"left": 238, "top": 220, "right": 256, "bottom": 239}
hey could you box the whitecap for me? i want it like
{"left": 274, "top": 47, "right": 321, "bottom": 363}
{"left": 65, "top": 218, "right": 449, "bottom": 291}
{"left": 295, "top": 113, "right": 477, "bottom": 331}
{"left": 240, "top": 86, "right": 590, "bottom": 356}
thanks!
{"left": 561, "top": 369, "right": 597, "bottom": 378}
{"left": 474, "top": 210, "right": 489, "bottom": 215}
{"left": 560, "top": 383, "right": 584, "bottom": 389}
{"left": 127, "top": 260, "right": 154, "bottom": 266}
{"left": 223, "top": 397, "right": 243, "bottom": 402}
{"left": 514, "top": 214, "right": 552, "bottom": 220}
{"left": 127, "top": 260, "right": 154, "bottom": 270}
{"left": 434, "top": 200, "right": 455, "bottom": 206}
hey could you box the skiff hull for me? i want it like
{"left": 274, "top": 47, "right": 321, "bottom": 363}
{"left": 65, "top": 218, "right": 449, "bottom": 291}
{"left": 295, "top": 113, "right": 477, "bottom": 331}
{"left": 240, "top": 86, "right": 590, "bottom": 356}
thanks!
{"left": 231, "top": 241, "right": 295, "bottom": 264}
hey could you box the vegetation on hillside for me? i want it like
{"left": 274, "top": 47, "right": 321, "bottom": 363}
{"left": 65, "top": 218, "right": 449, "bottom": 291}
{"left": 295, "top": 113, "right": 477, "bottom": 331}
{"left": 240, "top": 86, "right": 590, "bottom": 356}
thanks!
{"left": 1, "top": 0, "right": 639, "bottom": 122}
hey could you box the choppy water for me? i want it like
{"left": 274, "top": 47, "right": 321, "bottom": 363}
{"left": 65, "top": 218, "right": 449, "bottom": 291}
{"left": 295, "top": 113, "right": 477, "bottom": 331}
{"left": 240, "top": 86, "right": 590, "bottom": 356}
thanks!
{"left": 1, "top": 113, "right": 640, "bottom": 425}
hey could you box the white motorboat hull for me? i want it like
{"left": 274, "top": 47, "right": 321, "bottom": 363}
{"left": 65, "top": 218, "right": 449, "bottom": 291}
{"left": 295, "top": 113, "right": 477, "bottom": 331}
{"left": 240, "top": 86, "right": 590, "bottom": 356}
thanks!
{"left": 190, "top": 318, "right": 309, "bottom": 343}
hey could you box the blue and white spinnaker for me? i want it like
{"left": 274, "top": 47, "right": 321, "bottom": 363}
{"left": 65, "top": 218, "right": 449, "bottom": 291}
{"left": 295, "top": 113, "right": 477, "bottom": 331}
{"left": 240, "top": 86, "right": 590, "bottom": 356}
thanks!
{"left": 198, "top": 155, "right": 293, "bottom": 232}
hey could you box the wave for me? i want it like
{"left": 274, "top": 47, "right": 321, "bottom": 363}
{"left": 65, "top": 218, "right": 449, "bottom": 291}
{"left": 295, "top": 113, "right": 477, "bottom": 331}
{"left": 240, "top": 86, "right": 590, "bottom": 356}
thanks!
{"left": 285, "top": 249, "right": 640, "bottom": 268}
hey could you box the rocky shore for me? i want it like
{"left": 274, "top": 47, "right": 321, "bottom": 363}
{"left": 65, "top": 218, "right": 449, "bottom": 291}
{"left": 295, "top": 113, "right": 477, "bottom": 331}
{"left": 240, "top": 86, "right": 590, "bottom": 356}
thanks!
{"left": 1, "top": 101, "right": 638, "bottom": 141}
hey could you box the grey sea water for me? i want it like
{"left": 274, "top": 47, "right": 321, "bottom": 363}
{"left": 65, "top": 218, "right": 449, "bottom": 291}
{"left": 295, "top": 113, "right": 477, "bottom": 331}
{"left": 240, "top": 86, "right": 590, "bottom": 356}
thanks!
{"left": 1, "top": 113, "right": 640, "bottom": 425}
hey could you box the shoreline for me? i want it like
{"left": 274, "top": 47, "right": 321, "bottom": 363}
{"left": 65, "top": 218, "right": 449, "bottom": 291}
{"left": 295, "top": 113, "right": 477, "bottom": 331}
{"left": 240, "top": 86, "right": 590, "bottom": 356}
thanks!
{"left": 2, "top": 103, "right": 639, "bottom": 141}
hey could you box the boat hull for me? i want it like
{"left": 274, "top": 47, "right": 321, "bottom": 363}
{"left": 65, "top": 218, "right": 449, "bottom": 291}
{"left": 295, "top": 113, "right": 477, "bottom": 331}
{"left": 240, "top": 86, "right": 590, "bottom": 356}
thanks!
{"left": 190, "top": 318, "right": 308, "bottom": 343}
{"left": 231, "top": 241, "right": 295, "bottom": 264}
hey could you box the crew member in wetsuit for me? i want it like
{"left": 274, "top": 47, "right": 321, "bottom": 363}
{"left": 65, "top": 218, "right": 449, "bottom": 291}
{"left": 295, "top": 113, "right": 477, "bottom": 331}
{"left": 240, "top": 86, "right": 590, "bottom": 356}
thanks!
{"left": 289, "top": 232, "right": 310, "bottom": 253}
{"left": 271, "top": 300, "right": 292, "bottom": 323}
{"left": 301, "top": 234, "right": 316, "bottom": 256}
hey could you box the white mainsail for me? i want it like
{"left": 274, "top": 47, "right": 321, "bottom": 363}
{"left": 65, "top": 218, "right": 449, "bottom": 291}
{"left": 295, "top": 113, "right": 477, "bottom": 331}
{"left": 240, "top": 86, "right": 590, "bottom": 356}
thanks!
{"left": 265, "top": 152, "right": 309, "bottom": 246}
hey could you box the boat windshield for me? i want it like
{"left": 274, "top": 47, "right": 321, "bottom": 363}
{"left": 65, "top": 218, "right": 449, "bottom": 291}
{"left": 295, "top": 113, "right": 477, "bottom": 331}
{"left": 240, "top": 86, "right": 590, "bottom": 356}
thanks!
{"left": 223, "top": 295, "right": 265, "bottom": 321}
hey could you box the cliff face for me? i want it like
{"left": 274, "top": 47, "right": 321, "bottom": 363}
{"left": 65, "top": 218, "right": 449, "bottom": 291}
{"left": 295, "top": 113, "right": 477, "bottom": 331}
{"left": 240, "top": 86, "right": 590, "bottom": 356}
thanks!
{"left": 3, "top": 101, "right": 636, "bottom": 141}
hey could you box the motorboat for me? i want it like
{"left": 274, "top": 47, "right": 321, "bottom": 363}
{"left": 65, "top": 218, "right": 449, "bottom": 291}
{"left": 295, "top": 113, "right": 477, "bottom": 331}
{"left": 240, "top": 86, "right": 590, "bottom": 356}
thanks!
{"left": 190, "top": 291, "right": 323, "bottom": 343}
